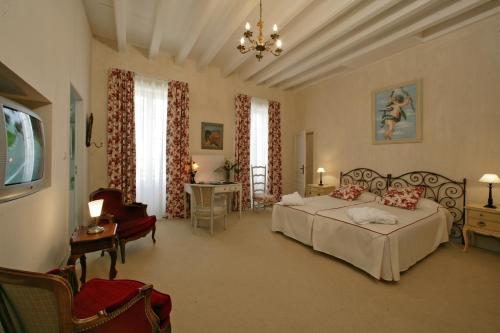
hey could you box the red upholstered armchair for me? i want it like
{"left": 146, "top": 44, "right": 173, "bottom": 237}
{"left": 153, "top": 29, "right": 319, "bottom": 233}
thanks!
{"left": 0, "top": 265, "right": 172, "bottom": 333}
{"left": 90, "top": 188, "right": 157, "bottom": 263}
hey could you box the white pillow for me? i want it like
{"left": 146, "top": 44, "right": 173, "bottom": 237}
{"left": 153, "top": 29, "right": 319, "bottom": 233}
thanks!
{"left": 416, "top": 197, "right": 441, "bottom": 210}
{"left": 278, "top": 192, "right": 305, "bottom": 206}
{"left": 358, "top": 192, "right": 378, "bottom": 201}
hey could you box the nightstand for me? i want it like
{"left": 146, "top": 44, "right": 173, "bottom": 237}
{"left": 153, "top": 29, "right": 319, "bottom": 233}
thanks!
{"left": 305, "top": 184, "right": 335, "bottom": 197}
{"left": 463, "top": 204, "right": 500, "bottom": 252}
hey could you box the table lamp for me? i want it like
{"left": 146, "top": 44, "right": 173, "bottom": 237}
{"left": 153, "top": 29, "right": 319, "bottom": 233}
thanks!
{"left": 87, "top": 199, "right": 105, "bottom": 234}
{"left": 317, "top": 167, "right": 325, "bottom": 186}
{"left": 479, "top": 173, "right": 500, "bottom": 209}
{"left": 190, "top": 162, "right": 199, "bottom": 184}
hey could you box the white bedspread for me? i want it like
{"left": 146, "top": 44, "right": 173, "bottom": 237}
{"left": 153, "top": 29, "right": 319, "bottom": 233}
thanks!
{"left": 312, "top": 202, "right": 452, "bottom": 281}
{"left": 271, "top": 193, "right": 376, "bottom": 245}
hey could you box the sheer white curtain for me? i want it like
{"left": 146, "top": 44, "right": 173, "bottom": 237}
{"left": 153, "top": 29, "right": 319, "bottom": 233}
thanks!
{"left": 134, "top": 75, "right": 168, "bottom": 217}
{"left": 250, "top": 97, "right": 269, "bottom": 193}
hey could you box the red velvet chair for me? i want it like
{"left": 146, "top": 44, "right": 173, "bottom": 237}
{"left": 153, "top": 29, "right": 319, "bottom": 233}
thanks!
{"left": 90, "top": 188, "right": 157, "bottom": 263}
{"left": 0, "top": 265, "right": 172, "bottom": 333}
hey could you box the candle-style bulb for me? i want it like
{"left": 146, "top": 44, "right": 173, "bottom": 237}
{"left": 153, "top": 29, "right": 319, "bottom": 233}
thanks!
{"left": 245, "top": 22, "right": 251, "bottom": 30}
{"left": 273, "top": 24, "right": 278, "bottom": 32}
{"left": 240, "top": 37, "right": 245, "bottom": 45}
{"left": 276, "top": 39, "right": 282, "bottom": 48}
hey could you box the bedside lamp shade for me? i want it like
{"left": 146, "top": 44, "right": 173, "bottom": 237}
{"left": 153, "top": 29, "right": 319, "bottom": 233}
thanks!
{"left": 479, "top": 173, "right": 500, "bottom": 209}
{"left": 317, "top": 167, "right": 325, "bottom": 173}
{"left": 88, "top": 199, "right": 104, "bottom": 218}
{"left": 192, "top": 162, "right": 199, "bottom": 171}
{"left": 479, "top": 174, "right": 500, "bottom": 183}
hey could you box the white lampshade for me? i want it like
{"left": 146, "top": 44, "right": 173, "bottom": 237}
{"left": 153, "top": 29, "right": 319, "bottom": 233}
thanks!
{"left": 88, "top": 199, "right": 104, "bottom": 218}
{"left": 317, "top": 167, "right": 325, "bottom": 173}
{"left": 479, "top": 174, "right": 500, "bottom": 184}
{"left": 192, "top": 162, "right": 199, "bottom": 171}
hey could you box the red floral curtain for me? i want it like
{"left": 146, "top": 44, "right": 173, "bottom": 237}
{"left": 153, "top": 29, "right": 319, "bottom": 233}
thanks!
{"left": 268, "top": 100, "right": 282, "bottom": 201}
{"left": 234, "top": 94, "right": 251, "bottom": 209}
{"left": 166, "top": 80, "right": 190, "bottom": 218}
{"left": 107, "top": 68, "right": 136, "bottom": 203}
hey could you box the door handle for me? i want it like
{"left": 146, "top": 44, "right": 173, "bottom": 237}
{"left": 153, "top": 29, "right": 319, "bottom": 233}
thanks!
{"left": 300, "top": 165, "right": 304, "bottom": 174}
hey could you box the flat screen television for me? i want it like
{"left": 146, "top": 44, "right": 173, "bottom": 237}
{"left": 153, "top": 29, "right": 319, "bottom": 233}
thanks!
{"left": 0, "top": 96, "right": 45, "bottom": 202}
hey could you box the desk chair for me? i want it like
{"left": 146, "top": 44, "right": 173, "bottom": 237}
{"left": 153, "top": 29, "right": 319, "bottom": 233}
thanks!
{"left": 251, "top": 165, "right": 276, "bottom": 210}
{"left": 190, "top": 184, "right": 227, "bottom": 235}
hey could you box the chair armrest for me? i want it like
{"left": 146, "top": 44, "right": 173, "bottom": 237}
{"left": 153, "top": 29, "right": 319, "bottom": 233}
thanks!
{"left": 47, "top": 266, "right": 79, "bottom": 295}
{"left": 73, "top": 285, "right": 163, "bottom": 332}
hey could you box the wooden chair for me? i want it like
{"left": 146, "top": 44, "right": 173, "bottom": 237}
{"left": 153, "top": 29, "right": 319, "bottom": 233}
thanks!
{"left": 190, "top": 184, "right": 227, "bottom": 235}
{"left": 89, "top": 188, "right": 157, "bottom": 264}
{"left": 0, "top": 265, "right": 171, "bottom": 333}
{"left": 251, "top": 165, "right": 276, "bottom": 210}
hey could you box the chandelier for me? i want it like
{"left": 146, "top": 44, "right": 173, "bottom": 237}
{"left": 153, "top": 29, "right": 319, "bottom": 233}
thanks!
{"left": 237, "top": 0, "right": 282, "bottom": 61}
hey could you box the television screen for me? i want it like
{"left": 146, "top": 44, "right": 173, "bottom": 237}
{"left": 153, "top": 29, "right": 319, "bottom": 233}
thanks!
{"left": 3, "top": 105, "right": 44, "bottom": 186}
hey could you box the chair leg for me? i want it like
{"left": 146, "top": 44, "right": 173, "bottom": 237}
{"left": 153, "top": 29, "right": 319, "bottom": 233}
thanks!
{"left": 120, "top": 240, "right": 126, "bottom": 264}
{"left": 151, "top": 225, "right": 156, "bottom": 243}
{"left": 210, "top": 216, "right": 214, "bottom": 235}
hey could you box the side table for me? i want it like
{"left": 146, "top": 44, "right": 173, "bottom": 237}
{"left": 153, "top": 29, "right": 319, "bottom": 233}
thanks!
{"left": 67, "top": 223, "right": 118, "bottom": 284}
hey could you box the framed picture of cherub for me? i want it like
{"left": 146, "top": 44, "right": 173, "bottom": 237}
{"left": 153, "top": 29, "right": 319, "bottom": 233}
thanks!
{"left": 201, "top": 122, "right": 223, "bottom": 150}
{"left": 372, "top": 80, "right": 422, "bottom": 144}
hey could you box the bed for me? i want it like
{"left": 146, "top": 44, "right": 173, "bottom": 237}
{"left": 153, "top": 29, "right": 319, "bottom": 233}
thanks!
{"left": 271, "top": 168, "right": 466, "bottom": 281}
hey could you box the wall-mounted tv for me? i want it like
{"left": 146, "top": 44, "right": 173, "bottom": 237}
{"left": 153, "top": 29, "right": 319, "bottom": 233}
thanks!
{"left": 0, "top": 96, "right": 45, "bottom": 202}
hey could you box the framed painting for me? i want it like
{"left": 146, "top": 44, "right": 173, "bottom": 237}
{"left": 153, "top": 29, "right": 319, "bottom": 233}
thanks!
{"left": 201, "top": 122, "right": 223, "bottom": 150}
{"left": 372, "top": 79, "right": 422, "bottom": 144}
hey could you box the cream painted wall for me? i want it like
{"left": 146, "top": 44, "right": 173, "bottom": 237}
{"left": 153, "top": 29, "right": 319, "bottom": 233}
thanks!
{"left": 88, "top": 39, "right": 298, "bottom": 196}
{"left": 0, "top": 0, "right": 91, "bottom": 271}
{"left": 294, "top": 14, "right": 500, "bottom": 250}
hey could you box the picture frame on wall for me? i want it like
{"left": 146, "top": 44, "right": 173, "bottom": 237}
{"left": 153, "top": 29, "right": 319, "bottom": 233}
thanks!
{"left": 201, "top": 122, "right": 223, "bottom": 150}
{"left": 372, "top": 79, "right": 422, "bottom": 144}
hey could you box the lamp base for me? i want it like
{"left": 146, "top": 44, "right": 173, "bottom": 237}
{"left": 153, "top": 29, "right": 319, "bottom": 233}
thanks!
{"left": 87, "top": 225, "right": 105, "bottom": 235}
{"left": 483, "top": 204, "right": 497, "bottom": 209}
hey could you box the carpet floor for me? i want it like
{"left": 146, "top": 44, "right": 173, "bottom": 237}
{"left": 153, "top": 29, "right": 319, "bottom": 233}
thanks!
{"left": 84, "top": 210, "right": 500, "bottom": 333}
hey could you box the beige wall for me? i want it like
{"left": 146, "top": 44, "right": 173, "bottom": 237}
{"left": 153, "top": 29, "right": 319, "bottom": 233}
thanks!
{"left": 294, "top": 14, "right": 500, "bottom": 250}
{"left": 89, "top": 39, "right": 298, "bottom": 196}
{"left": 0, "top": 0, "right": 91, "bottom": 271}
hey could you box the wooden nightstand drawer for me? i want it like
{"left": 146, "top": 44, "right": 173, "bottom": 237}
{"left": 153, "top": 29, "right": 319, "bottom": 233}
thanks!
{"left": 468, "top": 210, "right": 500, "bottom": 223}
{"left": 467, "top": 217, "right": 500, "bottom": 232}
{"left": 305, "top": 184, "right": 335, "bottom": 197}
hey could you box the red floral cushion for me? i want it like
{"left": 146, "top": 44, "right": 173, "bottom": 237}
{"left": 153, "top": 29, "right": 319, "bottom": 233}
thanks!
{"left": 377, "top": 186, "right": 425, "bottom": 210}
{"left": 118, "top": 215, "right": 156, "bottom": 239}
{"left": 330, "top": 184, "right": 366, "bottom": 201}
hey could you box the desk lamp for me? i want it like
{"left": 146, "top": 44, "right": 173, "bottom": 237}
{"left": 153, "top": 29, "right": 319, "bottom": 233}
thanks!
{"left": 479, "top": 174, "right": 500, "bottom": 208}
{"left": 87, "top": 199, "right": 105, "bottom": 234}
{"left": 191, "top": 162, "right": 199, "bottom": 184}
{"left": 317, "top": 167, "right": 325, "bottom": 186}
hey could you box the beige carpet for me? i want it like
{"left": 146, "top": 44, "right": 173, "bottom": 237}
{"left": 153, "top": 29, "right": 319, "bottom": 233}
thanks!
{"left": 84, "top": 211, "right": 500, "bottom": 333}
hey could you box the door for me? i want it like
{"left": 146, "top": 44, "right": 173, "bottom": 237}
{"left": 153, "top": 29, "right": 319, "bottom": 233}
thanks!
{"left": 295, "top": 130, "right": 306, "bottom": 196}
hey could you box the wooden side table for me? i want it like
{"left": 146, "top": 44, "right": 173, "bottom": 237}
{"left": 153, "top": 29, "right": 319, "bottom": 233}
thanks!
{"left": 67, "top": 223, "right": 118, "bottom": 284}
{"left": 463, "top": 204, "right": 500, "bottom": 252}
{"left": 305, "top": 184, "right": 335, "bottom": 197}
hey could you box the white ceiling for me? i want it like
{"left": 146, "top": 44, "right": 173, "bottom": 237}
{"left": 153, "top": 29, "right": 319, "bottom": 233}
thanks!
{"left": 82, "top": 0, "right": 500, "bottom": 90}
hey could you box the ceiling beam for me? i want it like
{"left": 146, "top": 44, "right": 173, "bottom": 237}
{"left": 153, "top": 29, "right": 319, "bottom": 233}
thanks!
{"left": 267, "top": 0, "right": 435, "bottom": 87}
{"left": 281, "top": 0, "right": 489, "bottom": 90}
{"left": 252, "top": 0, "right": 400, "bottom": 85}
{"left": 113, "top": 0, "right": 128, "bottom": 53}
{"left": 221, "top": 0, "right": 316, "bottom": 77}
{"left": 238, "top": 0, "right": 361, "bottom": 81}
{"left": 198, "top": 0, "right": 259, "bottom": 69}
{"left": 149, "top": 0, "right": 173, "bottom": 59}
{"left": 175, "top": 0, "right": 220, "bottom": 65}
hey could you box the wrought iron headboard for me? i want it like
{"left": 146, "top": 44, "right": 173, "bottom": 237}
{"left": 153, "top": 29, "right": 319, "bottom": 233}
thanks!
{"left": 339, "top": 168, "right": 389, "bottom": 196}
{"left": 389, "top": 171, "right": 467, "bottom": 241}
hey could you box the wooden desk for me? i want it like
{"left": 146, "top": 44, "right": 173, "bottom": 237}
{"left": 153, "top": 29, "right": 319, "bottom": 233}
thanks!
{"left": 184, "top": 182, "right": 242, "bottom": 219}
{"left": 67, "top": 223, "right": 118, "bottom": 284}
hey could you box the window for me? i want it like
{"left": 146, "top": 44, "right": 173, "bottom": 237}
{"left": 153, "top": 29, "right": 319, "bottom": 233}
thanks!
{"left": 250, "top": 97, "right": 268, "bottom": 193}
{"left": 134, "top": 76, "right": 168, "bottom": 216}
